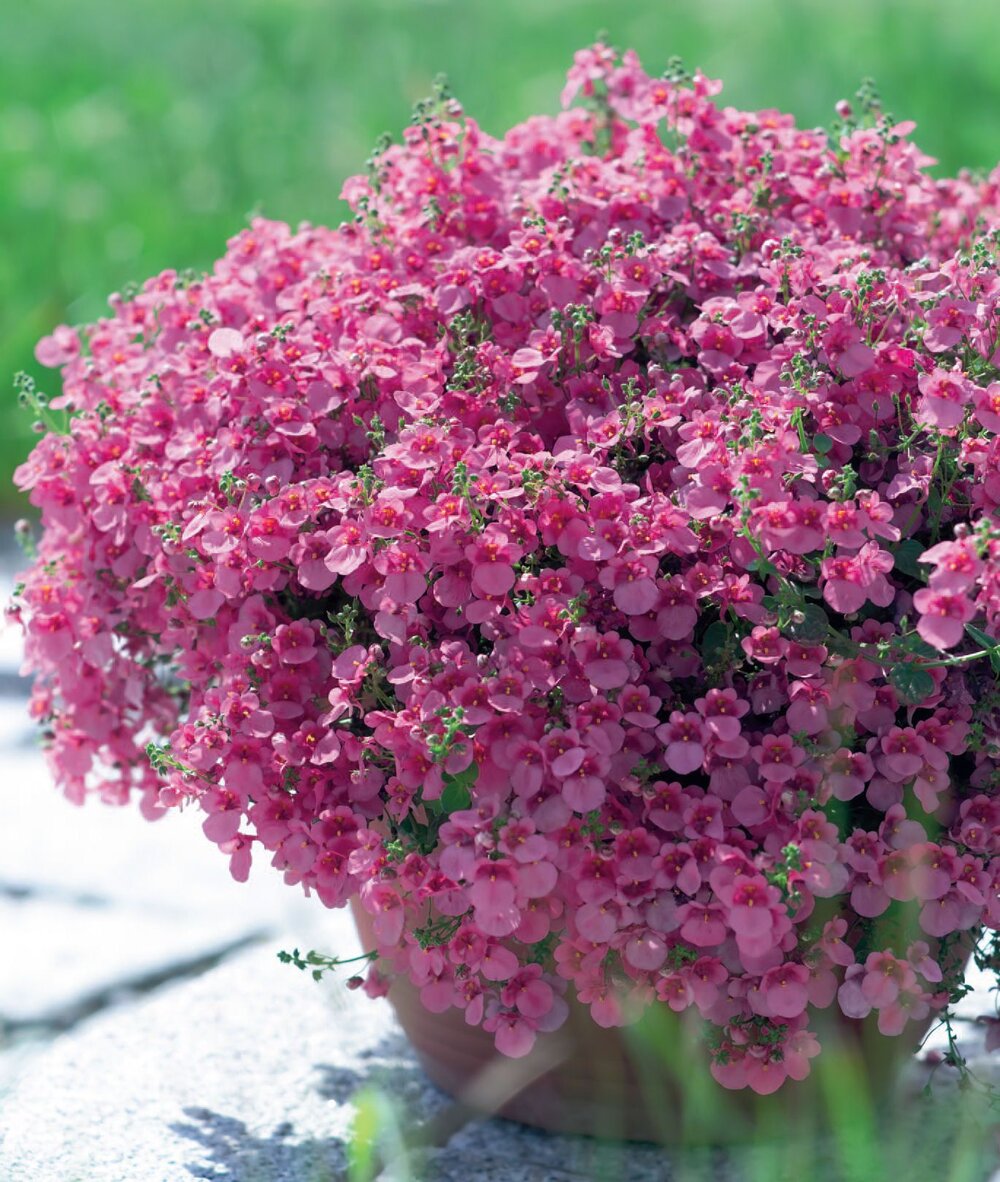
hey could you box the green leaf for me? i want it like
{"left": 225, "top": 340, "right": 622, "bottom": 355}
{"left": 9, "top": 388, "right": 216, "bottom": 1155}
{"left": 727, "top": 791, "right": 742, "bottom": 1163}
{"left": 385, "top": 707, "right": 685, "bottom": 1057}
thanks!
{"left": 965, "top": 623, "right": 1000, "bottom": 674}
{"left": 892, "top": 539, "right": 926, "bottom": 580}
{"left": 894, "top": 632, "right": 938, "bottom": 660}
{"left": 784, "top": 604, "right": 830, "bottom": 643}
{"left": 746, "top": 557, "right": 779, "bottom": 577}
{"left": 889, "top": 663, "right": 936, "bottom": 704}
{"left": 347, "top": 1088, "right": 381, "bottom": 1182}
{"left": 965, "top": 622, "right": 999, "bottom": 648}
{"left": 440, "top": 781, "right": 471, "bottom": 813}
{"left": 439, "top": 765, "right": 477, "bottom": 813}
{"left": 700, "top": 620, "right": 729, "bottom": 664}
{"left": 812, "top": 433, "right": 834, "bottom": 454}
{"left": 446, "top": 761, "right": 479, "bottom": 790}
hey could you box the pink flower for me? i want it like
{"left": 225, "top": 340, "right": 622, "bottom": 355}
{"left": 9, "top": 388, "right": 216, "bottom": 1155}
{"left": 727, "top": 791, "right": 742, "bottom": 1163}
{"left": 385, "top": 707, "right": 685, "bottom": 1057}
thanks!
{"left": 207, "top": 327, "right": 244, "bottom": 359}
{"left": 909, "top": 844, "right": 955, "bottom": 901}
{"left": 501, "top": 964, "right": 554, "bottom": 1019}
{"left": 361, "top": 883, "right": 406, "bottom": 947}
{"left": 655, "top": 712, "right": 707, "bottom": 775}
{"left": 375, "top": 544, "right": 428, "bottom": 604}
{"left": 510, "top": 740, "right": 545, "bottom": 796}
{"left": 694, "top": 687, "right": 748, "bottom": 741}
{"left": 655, "top": 577, "right": 699, "bottom": 639}
{"left": 678, "top": 902, "right": 728, "bottom": 947}
{"left": 906, "top": 940, "right": 943, "bottom": 984}
{"left": 466, "top": 527, "right": 523, "bottom": 598}
{"left": 35, "top": 324, "right": 80, "bottom": 367}
{"left": 838, "top": 965, "right": 873, "bottom": 1020}
{"left": 759, "top": 963, "right": 810, "bottom": 1019}
{"left": 918, "top": 539, "right": 982, "bottom": 592}
{"left": 861, "top": 952, "right": 915, "bottom": 1007}
{"left": 618, "top": 685, "right": 662, "bottom": 728}
{"left": 923, "top": 299, "right": 974, "bottom": 353}
{"left": 332, "top": 645, "right": 371, "bottom": 683}
{"left": 599, "top": 553, "right": 659, "bottom": 615}
{"left": 752, "top": 734, "right": 805, "bottom": 783}
{"left": 214, "top": 831, "right": 251, "bottom": 882}
{"left": 486, "top": 1010, "right": 538, "bottom": 1058}
{"left": 687, "top": 957, "right": 728, "bottom": 1011}
{"left": 879, "top": 727, "right": 927, "bottom": 779}
{"left": 202, "top": 787, "right": 243, "bottom": 843}
{"left": 578, "top": 976, "right": 625, "bottom": 1029}
{"left": 912, "top": 588, "right": 975, "bottom": 649}
{"left": 469, "top": 860, "right": 521, "bottom": 937}
{"left": 744, "top": 1053, "right": 788, "bottom": 1096}
{"left": 782, "top": 1028, "right": 821, "bottom": 1082}
{"left": 272, "top": 620, "right": 319, "bottom": 665}
{"left": 325, "top": 522, "right": 368, "bottom": 575}
{"left": 816, "top": 918, "right": 855, "bottom": 968}
{"left": 656, "top": 972, "right": 692, "bottom": 1012}
{"left": 824, "top": 749, "right": 874, "bottom": 801}
{"left": 573, "top": 630, "right": 634, "bottom": 690}
{"left": 576, "top": 900, "right": 620, "bottom": 943}
{"left": 916, "top": 367, "right": 970, "bottom": 429}
{"left": 718, "top": 876, "right": 779, "bottom": 943}
{"left": 918, "top": 890, "right": 967, "bottom": 938}
{"left": 877, "top": 985, "right": 931, "bottom": 1036}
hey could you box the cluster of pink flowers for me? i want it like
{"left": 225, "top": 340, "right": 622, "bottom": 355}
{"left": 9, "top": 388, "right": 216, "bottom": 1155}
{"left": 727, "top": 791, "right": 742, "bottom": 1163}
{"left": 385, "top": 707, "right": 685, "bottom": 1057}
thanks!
{"left": 13, "top": 46, "right": 1000, "bottom": 1093}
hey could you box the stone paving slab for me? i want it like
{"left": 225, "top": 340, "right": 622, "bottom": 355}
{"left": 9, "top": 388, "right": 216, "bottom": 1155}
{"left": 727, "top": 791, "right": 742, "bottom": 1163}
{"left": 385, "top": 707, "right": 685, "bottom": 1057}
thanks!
{"left": 0, "top": 917, "right": 404, "bottom": 1182}
{"left": 0, "top": 702, "right": 327, "bottom": 1105}
{"left": 0, "top": 895, "right": 265, "bottom": 1027}
{"left": 0, "top": 745, "right": 326, "bottom": 1033}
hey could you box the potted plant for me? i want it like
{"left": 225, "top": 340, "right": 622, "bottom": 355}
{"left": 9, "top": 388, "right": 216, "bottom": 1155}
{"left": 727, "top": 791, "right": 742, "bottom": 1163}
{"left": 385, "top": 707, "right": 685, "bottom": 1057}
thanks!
{"left": 12, "top": 44, "right": 998, "bottom": 1141}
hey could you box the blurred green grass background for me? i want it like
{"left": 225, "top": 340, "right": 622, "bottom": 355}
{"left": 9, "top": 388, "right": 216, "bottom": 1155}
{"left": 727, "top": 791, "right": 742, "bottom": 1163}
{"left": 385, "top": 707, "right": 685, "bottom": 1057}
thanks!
{"left": 3, "top": 0, "right": 1000, "bottom": 511}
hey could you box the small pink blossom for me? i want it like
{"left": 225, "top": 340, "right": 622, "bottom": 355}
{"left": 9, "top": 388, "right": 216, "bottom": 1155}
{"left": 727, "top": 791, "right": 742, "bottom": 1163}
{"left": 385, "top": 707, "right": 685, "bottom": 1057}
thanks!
{"left": 759, "top": 963, "right": 810, "bottom": 1019}
{"left": 912, "top": 587, "right": 975, "bottom": 649}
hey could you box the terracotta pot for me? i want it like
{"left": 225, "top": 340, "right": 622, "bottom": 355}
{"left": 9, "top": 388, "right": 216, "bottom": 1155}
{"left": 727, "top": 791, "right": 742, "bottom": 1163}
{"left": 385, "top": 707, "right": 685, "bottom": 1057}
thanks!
{"left": 351, "top": 901, "right": 970, "bottom": 1144}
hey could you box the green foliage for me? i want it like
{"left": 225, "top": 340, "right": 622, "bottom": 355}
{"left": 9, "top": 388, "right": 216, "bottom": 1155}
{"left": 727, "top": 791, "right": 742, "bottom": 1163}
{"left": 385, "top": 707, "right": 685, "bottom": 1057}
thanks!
{"left": 5, "top": 0, "right": 1000, "bottom": 513}
{"left": 144, "top": 740, "right": 203, "bottom": 781}
{"left": 889, "top": 662, "right": 936, "bottom": 704}
{"left": 276, "top": 946, "right": 376, "bottom": 983}
{"left": 766, "top": 841, "right": 803, "bottom": 907}
{"left": 438, "top": 767, "right": 475, "bottom": 814}
{"left": 784, "top": 604, "right": 830, "bottom": 644}
{"left": 413, "top": 912, "right": 464, "bottom": 950}
{"left": 965, "top": 622, "right": 1000, "bottom": 675}
{"left": 347, "top": 1087, "right": 411, "bottom": 1182}
{"left": 892, "top": 538, "right": 927, "bottom": 580}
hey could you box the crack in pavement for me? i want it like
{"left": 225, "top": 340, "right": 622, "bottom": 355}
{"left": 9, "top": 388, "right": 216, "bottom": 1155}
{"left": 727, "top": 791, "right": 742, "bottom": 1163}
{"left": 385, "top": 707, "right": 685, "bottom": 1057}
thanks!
{"left": 0, "top": 930, "right": 270, "bottom": 1037}
{"left": 0, "top": 881, "right": 113, "bottom": 907}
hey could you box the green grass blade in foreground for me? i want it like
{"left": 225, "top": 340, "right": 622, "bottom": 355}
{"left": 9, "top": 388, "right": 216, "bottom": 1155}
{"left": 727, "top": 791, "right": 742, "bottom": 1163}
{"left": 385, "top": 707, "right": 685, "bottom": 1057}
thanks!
{"left": 814, "top": 1045, "right": 885, "bottom": 1182}
{"left": 348, "top": 1086, "right": 413, "bottom": 1182}
{"left": 622, "top": 1004, "right": 746, "bottom": 1145}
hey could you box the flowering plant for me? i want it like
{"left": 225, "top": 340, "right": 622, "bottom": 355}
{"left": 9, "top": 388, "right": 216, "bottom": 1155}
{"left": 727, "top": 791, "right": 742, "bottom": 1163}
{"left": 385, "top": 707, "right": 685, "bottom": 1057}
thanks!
{"left": 12, "top": 46, "right": 1000, "bottom": 1094}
